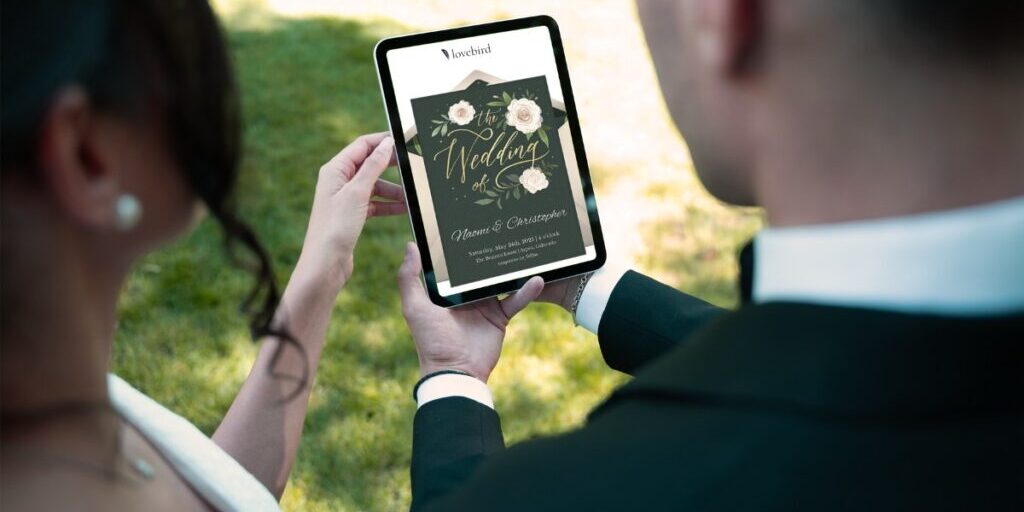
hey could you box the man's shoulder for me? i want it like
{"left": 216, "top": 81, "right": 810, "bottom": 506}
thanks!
{"left": 456, "top": 382, "right": 1022, "bottom": 511}
{"left": 464, "top": 304, "right": 1024, "bottom": 510}
{"left": 608, "top": 302, "right": 1024, "bottom": 420}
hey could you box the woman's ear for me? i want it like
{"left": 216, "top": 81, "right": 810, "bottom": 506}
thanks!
{"left": 692, "top": 0, "right": 762, "bottom": 76}
{"left": 36, "top": 85, "right": 124, "bottom": 231}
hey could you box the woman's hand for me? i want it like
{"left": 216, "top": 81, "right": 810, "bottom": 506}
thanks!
{"left": 397, "top": 242, "right": 545, "bottom": 382}
{"left": 296, "top": 133, "right": 405, "bottom": 293}
{"left": 216, "top": 133, "right": 404, "bottom": 495}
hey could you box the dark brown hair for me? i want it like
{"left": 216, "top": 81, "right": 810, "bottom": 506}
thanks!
{"left": 1, "top": 0, "right": 306, "bottom": 393}
{"left": 869, "top": 0, "right": 1024, "bottom": 58}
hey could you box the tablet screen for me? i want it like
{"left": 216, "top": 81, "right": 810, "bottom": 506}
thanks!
{"left": 379, "top": 20, "right": 602, "bottom": 302}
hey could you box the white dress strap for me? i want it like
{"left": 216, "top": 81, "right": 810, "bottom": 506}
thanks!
{"left": 108, "top": 374, "right": 280, "bottom": 512}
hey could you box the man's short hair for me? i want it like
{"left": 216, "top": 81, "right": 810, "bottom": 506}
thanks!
{"left": 871, "top": 0, "right": 1024, "bottom": 57}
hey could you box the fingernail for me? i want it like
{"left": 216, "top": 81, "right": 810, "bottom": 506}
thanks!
{"left": 380, "top": 137, "right": 394, "bottom": 150}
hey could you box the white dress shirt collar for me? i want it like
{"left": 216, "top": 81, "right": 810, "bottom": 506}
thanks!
{"left": 753, "top": 195, "right": 1024, "bottom": 316}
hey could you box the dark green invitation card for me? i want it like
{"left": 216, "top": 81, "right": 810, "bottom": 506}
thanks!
{"left": 411, "top": 75, "right": 586, "bottom": 286}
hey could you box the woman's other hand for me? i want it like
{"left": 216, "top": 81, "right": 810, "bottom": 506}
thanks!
{"left": 296, "top": 133, "right": 405, "bottom": 292}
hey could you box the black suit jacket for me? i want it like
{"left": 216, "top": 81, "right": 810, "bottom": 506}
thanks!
{"left": 411, "top": 271, "right": 1024, "bottom": 511}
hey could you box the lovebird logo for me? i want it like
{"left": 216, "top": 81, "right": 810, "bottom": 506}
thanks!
{"left": 440, "top": 44, "right": 491, "bottom": 61}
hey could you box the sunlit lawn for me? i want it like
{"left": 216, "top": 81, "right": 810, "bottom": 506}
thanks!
{"left": 113, "top": 2, "right": 762, "bottom": 510}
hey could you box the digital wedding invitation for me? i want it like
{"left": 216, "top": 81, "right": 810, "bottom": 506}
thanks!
{"left": 384, "top": 25, "right": 597, "bottom": 296}
{"left": 409, "top": 76, "right": 586, "bottom": 286}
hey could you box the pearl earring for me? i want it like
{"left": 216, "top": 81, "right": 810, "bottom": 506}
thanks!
{"left": 115, "top": 194, "right": 143, "bottom": 231}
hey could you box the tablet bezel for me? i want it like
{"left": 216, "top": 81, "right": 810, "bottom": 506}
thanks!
{"left": 374, "top": 15, "right": 606, "bottom": 308}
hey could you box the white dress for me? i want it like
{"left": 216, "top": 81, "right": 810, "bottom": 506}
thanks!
{"left": 108, "top": 374, "right": 280, "bottom": 512}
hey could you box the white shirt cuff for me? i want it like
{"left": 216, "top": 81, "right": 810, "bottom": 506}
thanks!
{"left": 415, "top": 373, "right": 495, "bottom": 409}
{"left": 574, "top": 264, "right": 629, "bottom": 333}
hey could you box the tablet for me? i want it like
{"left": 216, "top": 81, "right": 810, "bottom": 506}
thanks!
{"left": 375, "top": 16, "right": 606, "bottom": 307}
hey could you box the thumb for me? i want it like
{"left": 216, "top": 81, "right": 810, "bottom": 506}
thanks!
{"left": 352, "top": 137, "right": 395, "bottom": 190}
{"left": 397, "top": 242, "right": 431, "bottom": 313}
{"left": 499, "top": 276, "right": 545, "bottom": 319}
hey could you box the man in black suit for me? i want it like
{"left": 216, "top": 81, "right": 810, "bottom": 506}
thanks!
{"left": 395, "top": 0, "right": 1024, "bottom": 510}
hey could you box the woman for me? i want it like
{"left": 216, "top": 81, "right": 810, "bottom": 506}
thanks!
{"left": 1, "top": 1, "right": 404, "bottom": 509}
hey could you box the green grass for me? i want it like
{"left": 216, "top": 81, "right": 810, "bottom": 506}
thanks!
{"left": 113, "top": 6, "right": 762, "bottom": 511}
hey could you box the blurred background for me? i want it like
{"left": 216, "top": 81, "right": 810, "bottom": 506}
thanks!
{"left": 112, "top": 0, "right": 762, "bottom": 509}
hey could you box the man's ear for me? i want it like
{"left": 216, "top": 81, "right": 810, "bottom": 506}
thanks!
{"left": 36, "top": 86, "right": 123, "bottom": 230}
{"left": 693, "top": 0, "right": 762, "bottom": 75}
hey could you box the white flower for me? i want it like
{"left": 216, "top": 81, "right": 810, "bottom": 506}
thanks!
{"left": 519, "top": 167, "right": 549, "bottom": 194}
{"left": 505, "top": 98, "right": 543, "bottom": 134}
{"left": 448, "top": 100, "right": 475, "bottom": 126}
